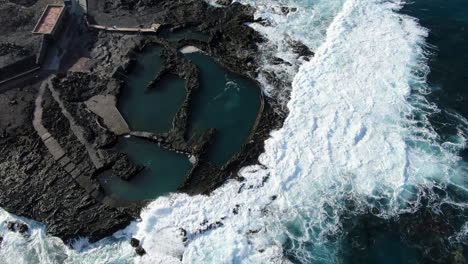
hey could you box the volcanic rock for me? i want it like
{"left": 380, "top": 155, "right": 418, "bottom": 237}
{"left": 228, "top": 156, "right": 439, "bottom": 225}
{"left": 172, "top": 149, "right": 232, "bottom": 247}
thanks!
{"left": 135, "top": 246, "right": 146, "bottom": 256}
{"left": 216, "top": 0, "right": 232, "bottom": 5}
{"left": 112, "top": 153, "right": 144, "bottom": 181}
{"left": 130, "top": 237, "right": 140, "bottom": 248}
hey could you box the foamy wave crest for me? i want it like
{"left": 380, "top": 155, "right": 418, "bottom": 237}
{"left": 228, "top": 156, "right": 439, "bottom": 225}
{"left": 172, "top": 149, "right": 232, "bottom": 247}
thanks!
{"left": 129, "top": 0, "right": 467, "bottom": 263}
{"left": 209, "top": 0, "right": 345, "bottom": 113}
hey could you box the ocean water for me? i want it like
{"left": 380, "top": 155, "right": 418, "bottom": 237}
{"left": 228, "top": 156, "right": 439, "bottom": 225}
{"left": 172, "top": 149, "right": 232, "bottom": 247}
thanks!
{"left": 0, "top": 0, "right": 467, "bottom": 263}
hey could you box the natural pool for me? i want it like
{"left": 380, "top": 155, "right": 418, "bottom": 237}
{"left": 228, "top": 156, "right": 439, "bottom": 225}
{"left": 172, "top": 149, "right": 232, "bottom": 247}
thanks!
{"left": 118, "top": 45, "right": 187, "bottom": 134}
{"left": 100, "top": 45, "right": 261, "bottom": 200}
{"left": 186, "top": 52, "right": 261, "bottom": 166}
{"left": 99, "top": 136, "right": 192, "bottom": 201}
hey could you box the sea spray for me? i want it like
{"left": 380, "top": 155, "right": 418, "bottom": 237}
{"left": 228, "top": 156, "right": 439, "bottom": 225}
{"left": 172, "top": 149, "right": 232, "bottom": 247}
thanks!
{"left": 174, "top": 0, "right": 466, "bottom": 262}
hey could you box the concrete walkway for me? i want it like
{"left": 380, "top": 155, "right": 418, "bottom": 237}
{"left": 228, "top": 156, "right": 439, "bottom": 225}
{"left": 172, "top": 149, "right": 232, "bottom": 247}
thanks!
{"left": 33, "top": 79, "right": 103, "bottom": 199}
{"left": 87, "top": 23, "right": 161, "bottom": 33}
{"left": 85, "top": 95, "right": 130, "bottom": 135}
{"left": 48, "top": 83, "right": 104, "bottom": 169}
{"left": 32, "top": 78, "right": 136, "bottom": 208}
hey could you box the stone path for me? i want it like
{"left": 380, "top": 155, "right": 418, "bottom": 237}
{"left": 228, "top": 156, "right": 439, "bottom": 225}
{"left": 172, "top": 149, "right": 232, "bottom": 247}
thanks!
{"left": 33, "top": 79, "right": 103, "bottom": 200}
{"left": 87, "top": 24, "right": 161, "bottom": 33}
{"left": 130, "top": 131, "right": 192, "bottom": 155}
{"left": 85, "top": 95, "right": 130, "bottom": 135}
{"left": 33, "top": 78, "right": 135, "bottom": 208}
{"left": 48, "top": 83, "right": 104, "bottom": 169}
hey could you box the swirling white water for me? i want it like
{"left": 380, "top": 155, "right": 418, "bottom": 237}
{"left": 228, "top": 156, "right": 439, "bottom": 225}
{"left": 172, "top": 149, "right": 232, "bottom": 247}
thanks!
{"left": 1, "top": 0, "right": 467, "bottom": 263}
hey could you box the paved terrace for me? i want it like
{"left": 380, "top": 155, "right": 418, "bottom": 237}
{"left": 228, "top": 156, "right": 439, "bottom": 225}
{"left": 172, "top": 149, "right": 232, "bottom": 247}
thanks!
{"left": 33, "top": 5, "right": 65, "bottom": 34}
{"left": 85, "top": 95, "right": 130, "bottom": 135}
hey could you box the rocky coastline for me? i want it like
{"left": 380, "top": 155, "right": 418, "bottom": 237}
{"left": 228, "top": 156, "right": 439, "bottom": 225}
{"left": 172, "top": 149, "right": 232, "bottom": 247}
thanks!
{"left": 0, "top": 0, "right": 308, "bottom": 243}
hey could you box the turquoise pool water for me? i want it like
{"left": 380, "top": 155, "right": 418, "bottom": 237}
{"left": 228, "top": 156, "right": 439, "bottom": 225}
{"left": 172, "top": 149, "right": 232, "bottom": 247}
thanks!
{"left": 99, "top": 137, "right": 192, "bottom": 201}
{"left": 186, "top": 52, "right": 261, "bottom": 166}
{"left": 118, "top": 45, "right": 187, "bottom": 134}
{"left": 101, "top": 48, "right": 261, "bottom": 200}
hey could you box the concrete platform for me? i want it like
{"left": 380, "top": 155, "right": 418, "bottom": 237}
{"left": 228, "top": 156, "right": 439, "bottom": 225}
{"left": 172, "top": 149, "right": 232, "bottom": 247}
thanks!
{"left": 85, "top": 95, "right": 130, "bottom": 135}
{"left": 44, "top": 137, "right": 66, "bottom": 160}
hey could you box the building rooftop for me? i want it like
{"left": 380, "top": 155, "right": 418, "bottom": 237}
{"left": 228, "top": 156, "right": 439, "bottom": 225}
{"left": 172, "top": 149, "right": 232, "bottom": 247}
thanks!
{"left": 32, "top": 5, "right": 65, "bottom": 35}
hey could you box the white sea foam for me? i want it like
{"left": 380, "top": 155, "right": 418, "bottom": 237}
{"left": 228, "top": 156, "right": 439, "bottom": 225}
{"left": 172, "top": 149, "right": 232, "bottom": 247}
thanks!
{"left": 130, "top": 0, "right": 466, "bottom": 262}
{"left": 0, "top": 0, "right": 466, "bottom": 263}
{"left": 179, "top": 46, "right": 201, "bottom": 54}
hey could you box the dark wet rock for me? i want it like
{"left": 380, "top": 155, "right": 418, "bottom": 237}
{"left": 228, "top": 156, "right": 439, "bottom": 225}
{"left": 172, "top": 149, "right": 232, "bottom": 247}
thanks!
{"left": 135, "top": 246, "right": 146, "bottom": 256}
{"left": 0, "top": 236, "right": 3, "bottom": 247}
{"left": 233, "top": 204, "right": 240, "bottom": 215}
{"left": 254, "top": 17, "right": 272, "bottom": 27}
{"left": 216, "top": 0, "right": 232, "bottom": 5}
{"left": 279, "top": 6, "right": 298, "bottom": 16}
{"left": 17, "top": 223, "right": 29, "bottom": 234}
{"left": 130, "top": 237, "right": 140, "bottom": 248}
{"left": 6, "top": 222, "right": 15, "bottom": 232}
{"left": 246, "top": 229, "right": 260, "bottom": 235}
{"left": 270, "top": 57, "right": 292, "bottom": 66}
{"left": 5, "top": 221, "right": 29, "bottom": 235}
{"left": 270, "top": 195, "right": 277, "bottom": 201}
{"left": 197, "top": 221, "right": 224, "bottom": 234}
{"left": 51, "top": 73, "right": 120, "bottom": 103}
{"left": 112, "top": 153, "right": 144, "bottom": 181}
{"left": 179, "top": 228, "right": 188, "bottom": 243}
{"left": 288, "top": 40, "right": 314, "bottom": 58}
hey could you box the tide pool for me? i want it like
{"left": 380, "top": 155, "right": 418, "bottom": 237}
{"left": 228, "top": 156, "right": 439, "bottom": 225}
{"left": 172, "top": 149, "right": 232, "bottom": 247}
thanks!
{"left": 186, "top": 52, "right": 261, "bottom": 166}
{"left": 118, "top": 46, "right": 187, "bottom": 134}
{"left": 99, "top": 136, "right": 192, "bottom": 201}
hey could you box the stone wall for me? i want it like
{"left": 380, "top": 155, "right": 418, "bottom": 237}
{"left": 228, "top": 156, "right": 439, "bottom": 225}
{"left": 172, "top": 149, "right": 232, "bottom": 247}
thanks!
{"left": 0, "top": 55, "right": 38, "bottom": 82}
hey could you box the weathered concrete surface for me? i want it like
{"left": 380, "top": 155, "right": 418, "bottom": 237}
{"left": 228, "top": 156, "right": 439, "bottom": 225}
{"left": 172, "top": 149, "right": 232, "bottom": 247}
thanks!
{"left": 49, "top": 81, "right": 104, "bottom": 169}
{"left": 85, "top": 94, "right": 130, "bottom": 135}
